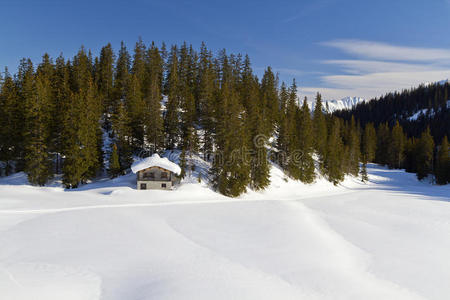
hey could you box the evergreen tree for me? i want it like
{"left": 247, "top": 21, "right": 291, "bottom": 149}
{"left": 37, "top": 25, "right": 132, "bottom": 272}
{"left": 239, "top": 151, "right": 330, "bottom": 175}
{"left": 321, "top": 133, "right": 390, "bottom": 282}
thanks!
{"left": 387, "top": 121, "right": 405, "bottom": 169}
{"left": 324, "top": 117, "right": 345, "bottom": 185}
{"left": 97, "top": 43, "right": 115, "bottom": 113}
{"left": 210, "top": 54, "right": 250, "bottom": 197}
{"left": 435, "top": 136, "right": 449, "bottom": 185}
{"left": 276, "top": 82, "right": 289, "bottom": 168}
{"left": 296, "top": 97, "right": 316, "bottom": 183}
{"left": 260, "top": 67, "right": 279, "bottom": 135}
{"left": 108, "top": 143, "right": 121, "bottom": 178}
{"left": 361, "top": 162, "right": 369, "bottom": 182}
{"left": 403, "top": 137, "right": 418, "bottom": 173}
{"left": 178, "top": 43, "right": 199, "bottom": 159}
{"left": 197, "top": 43, "right": 217, "bottom": 159}
{"left": 111, "top": 100, "right": 133, "bottom": 171}
{"left": 246, "top": 73, "right": 270, "bottom": 190}
{"left": 416, "top": 127, "right": 435, "bottom": 180}
{"left": 114, "top": 41, "right": 131, "bottom": 104}
{"left": 164, "top": 45, "right": 181, "bottom": 149}
{"left": 313, "top": 93, "right": 327, "bottom": 172}
{"left": 125, "top": 73, "right": 145, "bottom": 150}
{"left": 0, "top": 69, "right": 21, "bottom": 175}
{"left": 284, "top": 81, "right": 300, "bottom": 178}
{"left": 63, "top": 48, "right": 102, "bottom": 187}
{"left": 346, "top": 116, "right": 360, "bottom": 176}
{"left": 376, "top": 122, "right": 390, "bottom": 165}
{"left": 144, "top": 43, "right": 164, "bottom": 152}
{"left": 362, "top": 122, "right": 376, "bottom": 162}
{"left": 23, "top": 58, "right": 53, "bottom": 185}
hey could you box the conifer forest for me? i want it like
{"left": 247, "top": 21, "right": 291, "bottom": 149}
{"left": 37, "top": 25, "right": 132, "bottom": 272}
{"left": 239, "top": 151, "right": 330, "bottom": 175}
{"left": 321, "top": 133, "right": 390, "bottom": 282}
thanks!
{"left": 0, "top": 40, "right": 448, "bottom": 196}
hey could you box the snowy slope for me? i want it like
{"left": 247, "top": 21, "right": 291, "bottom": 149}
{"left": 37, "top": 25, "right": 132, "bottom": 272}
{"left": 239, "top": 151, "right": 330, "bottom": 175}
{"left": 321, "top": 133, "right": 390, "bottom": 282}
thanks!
{"left": 0, "top": 165, "right": 449, "bottom": 300}
{"left": 307, "top": 96, "right": 366, "bottom": 113}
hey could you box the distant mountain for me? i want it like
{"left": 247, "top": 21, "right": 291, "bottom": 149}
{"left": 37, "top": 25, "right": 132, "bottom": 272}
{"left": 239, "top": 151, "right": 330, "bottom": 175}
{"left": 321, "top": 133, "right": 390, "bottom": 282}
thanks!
{"left": 307, "top": 96, "right": 366, "bottom": 113}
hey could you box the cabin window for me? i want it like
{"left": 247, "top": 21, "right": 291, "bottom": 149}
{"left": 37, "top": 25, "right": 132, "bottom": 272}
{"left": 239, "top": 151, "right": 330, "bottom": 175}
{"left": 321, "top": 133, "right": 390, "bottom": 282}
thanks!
{"left": 161, "top": 183, "right": 167, "bottom": 188}
{"left": 140, "top": 183, "right": 147, "bottom": 190}
{"left": 143, "top": 172, "right": 154, "bottom": 179}
{"left": 161, "top": 172, "right": 168, "bottom": 179}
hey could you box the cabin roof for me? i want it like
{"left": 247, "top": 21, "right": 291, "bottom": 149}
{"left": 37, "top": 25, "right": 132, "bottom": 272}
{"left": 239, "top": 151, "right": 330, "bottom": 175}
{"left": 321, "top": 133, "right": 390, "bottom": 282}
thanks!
{"left": 131, "top": 154, "right": 181, "bottom": 175}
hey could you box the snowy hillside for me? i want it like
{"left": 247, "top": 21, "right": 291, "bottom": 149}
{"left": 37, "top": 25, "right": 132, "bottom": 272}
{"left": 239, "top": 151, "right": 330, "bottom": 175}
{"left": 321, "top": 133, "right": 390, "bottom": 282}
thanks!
{"left": 307, "top": 96, "right": 366, "bottom": 113}
{"left": 0, "top": 162, "right": 449, "bottom": 300}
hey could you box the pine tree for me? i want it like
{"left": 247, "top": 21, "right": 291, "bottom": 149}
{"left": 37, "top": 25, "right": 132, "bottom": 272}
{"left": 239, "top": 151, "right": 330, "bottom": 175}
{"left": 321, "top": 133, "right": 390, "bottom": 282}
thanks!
{"left": 125, "top": 73, "right": 145, "bottom": 150}
{"left": 362, "top": 122, "right": 376, "bottom": 162}
{"left": 114, "top": 41, "right": 131, "bottom": 103}
{"left": 313, "top": 93, "right": 327, "bottom": 172}
{"left": 296, "top": 97, "right": 316, "bottom": 183}
{"left": 260, "top": 67, "right": 279, "bottom": 135}
{"left": 361, "top": 162, "right": 369, "bottom": 182}
{"left": 246, "top": 71, "right": 270, "bottom": 190}
{"left": 50, "top": 55, "right": 71, "bottom": 174}
{"left": 0, "top": 69, "right": 21, "bottom": 175}
{"left": 435, "top": 136, "right": 449, "bottom": 185}
{"left": 129, "top": 38, "right": 147, "bottom": 148}
{"left": 111, "top": 100, "right": 133, "bottom": 171}
{"left": 164, "top": 45, "right": 181, "bottom": 149}
{"left": 62, "top": 48, "right": 102, "bottom": 187}
{"left": 144, "top": 43, "right": 164, "bottom": 152}
{"left": 324, "top": 117, "right": 345, "bottom": 185}
{"left": 23, "top": 58, "right": 53, "bottom": 185}
{"left": 276, "top": 82, "right": 289, "bottom": 168}
{"left": 97, "top": 43, "right": 115, "bottom": 113}
{"left": 284, "top": 81, "right": 301, "bottom": 178}
{"left": 210, "top": 54, "right": 250, "bottom": 197}
{"left": 388, "top": 121, "right": 405, "bottom": 169}
{"left": 376, "top": 122, "right": 390, "bottom": 165}
{"left": 404, "top": 137, "right": 418, "bottom": 173}
{"left": 416, "top": 127, "right": 435, "bottom": 180}
{"left": 197, "top": 43, "right": 217, "bottom": 159}
{"left": 346, "top": 116, "right": 360, "bottom": 176}
{"left": 108, "top": 143, "right": 121, "bottom": 178}
{"left": 178, "top": 43, "right": 199, "bottom": 159}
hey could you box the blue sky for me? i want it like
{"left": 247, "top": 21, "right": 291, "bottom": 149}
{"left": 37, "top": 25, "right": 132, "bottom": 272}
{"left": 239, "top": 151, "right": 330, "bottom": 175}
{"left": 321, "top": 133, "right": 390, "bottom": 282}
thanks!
{"left": 1, "top": 0, "right": 449, "bottom": 100}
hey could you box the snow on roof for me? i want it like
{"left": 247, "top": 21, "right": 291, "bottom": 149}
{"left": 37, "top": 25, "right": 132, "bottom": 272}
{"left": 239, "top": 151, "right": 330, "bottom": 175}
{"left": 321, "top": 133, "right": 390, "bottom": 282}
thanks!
{"left": 131, "top": 154, "right": 181, "bottom": 175}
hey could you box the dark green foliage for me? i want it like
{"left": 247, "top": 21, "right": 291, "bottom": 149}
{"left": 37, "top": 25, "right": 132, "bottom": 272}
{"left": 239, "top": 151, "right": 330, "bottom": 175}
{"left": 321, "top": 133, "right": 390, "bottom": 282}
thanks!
{"left": 144, "top": 43, "right": 164, "bottom": 152}
{"left": 242, "top": 58, "right": 270, "bottom": 190}
{"left": 435, "top": 136, "right": 449, "bottom": 185}
{"left": 260, "top": 67, "right": 279, "bottom": 135}
{"left": 334, "top": 82, "right": 450, "bottom": 145}
{"left": 415, "top": 127, "right": 435, "bottom": 180}
{"left": 164, "top": 46, "right": 181, "bottom": 149}
{"left": 296, "top": 97, "right": 316, "bottom": 183}
{"left": 0, "top": 70, "right": 22, "bottom": 175}
{"left": 23, "top": 58, "right": 53, "bottom": 185}
{"left": 387, "top": 121, "right": 405, "bottom": 169}
{"left": 324, "top": 117, "right": 345, "bottom": 185}
{"left": 345, "top": 117, "right": 360, "bottom": 176}
{"left": 361, "top": 162, "right": 368, "bottom": 182}
{"left": 376, "top": 122, "right": 390, "bottom": 166}
{"left": 210, "top": 54, "right": 250, "bottom": 197}
{"left": 108, "top": 143, "right": 121, "bottom": 178}
{"left": 2, "top": 39, "right": 447, "bottom": 195}
{"left": 362, "top": 123, "right": 376, "bottom": 162}
{"left": 313, "top": 93, "right": 327, "bottom": 172}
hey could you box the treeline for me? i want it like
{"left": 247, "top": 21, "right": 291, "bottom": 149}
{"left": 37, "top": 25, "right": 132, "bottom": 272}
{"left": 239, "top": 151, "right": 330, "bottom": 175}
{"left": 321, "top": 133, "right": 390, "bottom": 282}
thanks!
{"left": 365, "top": 121, "right": 449, "bottom": 184}
{"left": 0, "top": 40, "right": 447, "bottom": 196}
{"left": 334, "top": 82, "right": 450, "bottom": 143}
{"left": 334, "top": 83, "right": 449, "bottom": 184}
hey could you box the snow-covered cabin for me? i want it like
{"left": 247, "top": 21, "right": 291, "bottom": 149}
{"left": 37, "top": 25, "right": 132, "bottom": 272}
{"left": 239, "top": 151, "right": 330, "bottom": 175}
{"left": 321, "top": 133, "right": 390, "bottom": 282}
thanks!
{"left": 131, "top": 154, "right": 181, "bottom": 190}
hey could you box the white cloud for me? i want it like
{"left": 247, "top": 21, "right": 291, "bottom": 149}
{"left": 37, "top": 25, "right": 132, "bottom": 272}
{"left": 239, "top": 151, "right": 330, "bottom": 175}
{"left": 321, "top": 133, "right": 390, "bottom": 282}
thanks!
{"left": 322, "top": 39, "right": 450, "bottom": 62}
{"left": 323, "top": 60, "right": 443, "bottom": 74}
{"left": 300, "top": 40, "right": 450, "bottom": 100}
